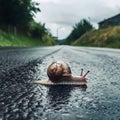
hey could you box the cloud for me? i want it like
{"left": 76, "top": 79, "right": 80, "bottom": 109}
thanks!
{"left": 33, "top": 0, "right": 120, "bottom": 39}
{"left": 33, "top": 0, "right": 62, "bottom": 4}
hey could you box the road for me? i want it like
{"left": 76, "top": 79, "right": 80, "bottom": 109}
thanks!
{"left": 0, "top": 46, "right": 120, "bottom": 120}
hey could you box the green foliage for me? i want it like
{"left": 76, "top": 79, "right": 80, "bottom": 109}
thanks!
{"left": 0, "top": 0, "right": 55, "bottom": 46}
{"left": 29, "top": 21, "right": 47, "bottom": 39}
{"left": 0, "top": 0, "right": 56, "bottom": 46}
{"left": 0, "top": 30, "right": 56, "bottom": 46}
{"left": 0, "top": 0, "right": 40, "bottom": 33}
{"left": 28, "top": 21, "right": 56, "bottom": 44}
{"left": 73, "top": 26, "right": 120, "bottom": 48}
{"left": 65, "top": 19, "right": 93, "bottom": 44}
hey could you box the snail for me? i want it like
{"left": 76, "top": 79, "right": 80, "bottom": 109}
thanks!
{"left": 47, "top": 61, "right": 89, "bottom": 83}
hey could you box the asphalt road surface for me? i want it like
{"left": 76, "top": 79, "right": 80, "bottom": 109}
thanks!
{"left": 0, "top": 46, "right": 120, "bottom": 120}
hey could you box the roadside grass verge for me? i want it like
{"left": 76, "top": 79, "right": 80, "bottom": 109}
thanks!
{"left": 0, "top": 30, "right": 55, "bottom": 46}
{"left": 73, "top": 26, "right": 120, "bottom": 48}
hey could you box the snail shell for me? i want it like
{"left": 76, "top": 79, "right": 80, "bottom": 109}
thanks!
{"left": 47, "top": 61, "right": 72, "bottom": 82}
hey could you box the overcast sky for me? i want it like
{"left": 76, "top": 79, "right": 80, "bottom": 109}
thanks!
{"left": 33, "top": 0, "right": 120, "bottom": 39}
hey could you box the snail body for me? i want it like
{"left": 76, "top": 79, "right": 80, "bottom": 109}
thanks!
{"left": 47, "top": 61, "right": 89, "bottom": 83}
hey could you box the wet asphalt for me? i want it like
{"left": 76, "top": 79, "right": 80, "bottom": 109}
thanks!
{"left": 0, "top": 46, "right": 120, "bottom": 120}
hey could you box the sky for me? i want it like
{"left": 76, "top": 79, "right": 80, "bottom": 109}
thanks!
{"left": 33, "top": 0, "right": 120, "bottom": 39}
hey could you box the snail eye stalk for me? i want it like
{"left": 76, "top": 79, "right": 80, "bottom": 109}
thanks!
{"left": 83, "top": 71, "right": 90, "bottom": 77}
{"left": 80, "top": 68, "right": 83, "bottom": 76}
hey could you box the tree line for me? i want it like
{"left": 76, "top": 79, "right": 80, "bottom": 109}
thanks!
{"left": 65, "top": 19, "right": 94, "bottom": 44}
{"left": 0, "top": 0, "right": 94, "bottom": 45}
{"left": 0, "top": 0, "right": 51, "bottom": 40}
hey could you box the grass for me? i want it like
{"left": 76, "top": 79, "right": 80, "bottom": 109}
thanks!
{"left": 0, "top": 30, "right": 56, "bottom": 46}
{"left": 73, "top": 26, "right": 120, "bottom": 48}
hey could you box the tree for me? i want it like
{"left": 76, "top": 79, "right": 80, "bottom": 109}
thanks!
{"left": 0, "top": 0, "right": 40, "bottom": 34}
{"left": 65, "top": 19, "right": 93, "bottom": 44}
{"left": 29, "top": 21, "right": 48, "bottom": 39}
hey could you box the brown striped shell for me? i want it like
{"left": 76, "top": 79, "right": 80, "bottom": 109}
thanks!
{"left": 47, "top": 61, "right": 72, "bottom": 82}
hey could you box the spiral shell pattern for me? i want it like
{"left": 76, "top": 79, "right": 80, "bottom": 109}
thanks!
{"left": 47, "top": 61, "right": 72, "bottom": 82}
